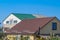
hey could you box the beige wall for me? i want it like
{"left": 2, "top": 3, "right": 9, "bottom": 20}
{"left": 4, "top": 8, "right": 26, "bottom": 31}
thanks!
{"left": 40, "top": 18, "right": 60, "bottom": 34}
{"left": 6, "top": 34, "right": 34, "bottom": 40}
{"left": 23, "top": 35, "right": 34, "bottom": 40}
{"left": 3, "top": 24, "right": 16, "bottom": 29}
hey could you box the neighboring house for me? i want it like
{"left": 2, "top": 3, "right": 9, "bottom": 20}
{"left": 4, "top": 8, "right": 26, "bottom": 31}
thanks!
{"left": 5, "top": 17, "right": 60, "bottom": 40}
{"left": 3, "top": 13, "right": 46, "bottom": 29}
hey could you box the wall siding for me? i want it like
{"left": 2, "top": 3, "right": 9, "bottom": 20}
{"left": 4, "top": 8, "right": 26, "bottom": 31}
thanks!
{"left": 3, "top": 14, "right": 21, "bottom": 28}
{"left": 40, "top": 18, "right": 60, "bottom": 35}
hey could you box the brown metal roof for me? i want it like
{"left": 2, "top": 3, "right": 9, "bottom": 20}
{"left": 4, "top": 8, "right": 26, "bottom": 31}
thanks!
{"left": 5, "top": 17, "right": 56, "bottom": 34}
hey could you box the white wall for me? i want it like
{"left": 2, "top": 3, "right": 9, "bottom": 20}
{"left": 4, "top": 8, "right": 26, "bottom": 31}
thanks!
{"left": 3, "top": 14, "right": 21, "bottom": 28}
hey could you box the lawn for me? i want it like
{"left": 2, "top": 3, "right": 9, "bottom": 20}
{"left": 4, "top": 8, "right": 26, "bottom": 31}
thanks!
{"left": 46, "top": 37, "right": 60, "bottom": 40}
{"left": 37, "top": 36, "right": 60, "bottom": 40}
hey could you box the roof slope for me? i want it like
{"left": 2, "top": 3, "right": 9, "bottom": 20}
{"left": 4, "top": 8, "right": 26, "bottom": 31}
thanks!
{"left": 12, "top": 13, "right": 36, "bottom": 20}
{"left": 6, "top": 17, "right": 56, "bottom": 34}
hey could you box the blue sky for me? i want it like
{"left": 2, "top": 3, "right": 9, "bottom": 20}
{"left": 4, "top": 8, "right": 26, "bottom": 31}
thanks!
{"left": 0, "top": 0, "right": 60, "bottom": 25}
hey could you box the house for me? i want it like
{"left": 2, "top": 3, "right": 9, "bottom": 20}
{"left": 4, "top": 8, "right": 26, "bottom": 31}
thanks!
{"left": 4, "top": 17, "right": 60, "bottom": 40}
{"left": 3, "top": 13, "right": 46, "bottom": 29}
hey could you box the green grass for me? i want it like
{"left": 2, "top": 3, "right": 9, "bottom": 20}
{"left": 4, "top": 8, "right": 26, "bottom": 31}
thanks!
{"left": 47, "top": 37, "right": 60, "bottom": 40}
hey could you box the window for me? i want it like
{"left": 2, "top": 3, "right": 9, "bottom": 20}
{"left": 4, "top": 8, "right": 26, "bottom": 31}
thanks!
{"left": 52, "top": 22, "right": 57, "bottom": 30}
{"left": 24, "top": 36, "right": 29, "bottom": 40}
{"left": 20, "top": 35, "right": 29, "bottom": 40}
{"left": 6, "top": 21, "right": 9, "bottom": 24}
{"left": 14, "top": 20, "right": 17, "bottom": 23}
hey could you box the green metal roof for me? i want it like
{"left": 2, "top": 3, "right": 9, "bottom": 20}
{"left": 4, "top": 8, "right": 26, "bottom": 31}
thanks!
{"left": 12, "top": 13, "right": 36, "bottom": 20}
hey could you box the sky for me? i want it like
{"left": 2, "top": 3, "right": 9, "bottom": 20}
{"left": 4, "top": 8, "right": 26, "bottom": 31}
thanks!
{"left": 0, "top": 0, "right": 60, "bottom": 25}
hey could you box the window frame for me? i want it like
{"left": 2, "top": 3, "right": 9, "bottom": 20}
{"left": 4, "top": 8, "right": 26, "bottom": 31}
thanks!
{"left": 6, "top": 21, "right": 9, "bottom": 24}
{"left": 52, "top": 22, "right": 57, "bottom": 30}
{"left": 14, "top": 20, "right": 17, "bottom": 23}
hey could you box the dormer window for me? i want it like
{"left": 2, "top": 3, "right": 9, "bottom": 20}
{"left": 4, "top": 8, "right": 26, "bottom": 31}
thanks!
{"left": 6, "top": 21, "right": 9, "bottom": 24}
{"left": 14, "top": 20, "right": 17, "bottom": 23}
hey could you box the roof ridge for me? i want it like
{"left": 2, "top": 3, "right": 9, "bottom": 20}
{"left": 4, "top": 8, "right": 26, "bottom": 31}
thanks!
{"left": 40, "top": 17, "right": 56, "bottom": 29}
{"left": 22, "top": 16, "right": 56, "bottom": 20}
{"left": 11, "top": 13, "right": 36, "bottom": 20}
{"left": 12, "top": 13, "right": 32, "bottom": 15}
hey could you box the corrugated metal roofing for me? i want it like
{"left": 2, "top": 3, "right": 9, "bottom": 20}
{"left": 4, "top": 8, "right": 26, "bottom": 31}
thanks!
{"left": 12, "top": 13, "right": 36, "bottom": 20}
{"left": 6, "top": 17, "right": 56, "bottom": 34}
